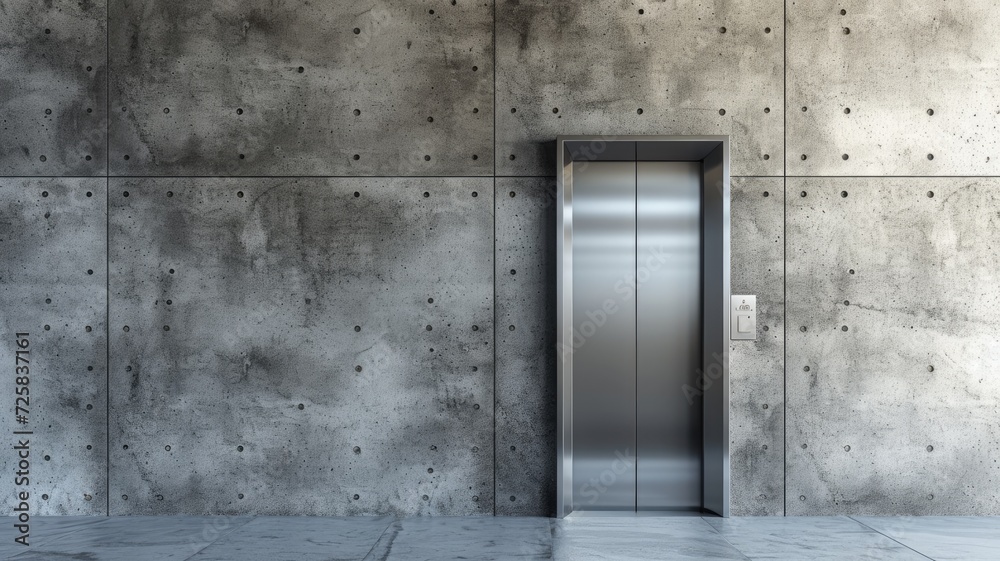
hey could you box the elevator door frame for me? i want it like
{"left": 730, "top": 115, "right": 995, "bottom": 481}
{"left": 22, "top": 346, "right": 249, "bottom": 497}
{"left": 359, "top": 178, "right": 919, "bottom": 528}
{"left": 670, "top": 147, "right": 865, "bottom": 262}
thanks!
{"left": 556, "top": 136, "right": 731, "bottom": 518}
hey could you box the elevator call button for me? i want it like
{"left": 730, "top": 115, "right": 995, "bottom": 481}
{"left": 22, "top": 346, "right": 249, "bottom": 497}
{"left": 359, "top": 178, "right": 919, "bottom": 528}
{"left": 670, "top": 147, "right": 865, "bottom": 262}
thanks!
{"left": 731, "top": 295, "right": 757, "bottom": 340}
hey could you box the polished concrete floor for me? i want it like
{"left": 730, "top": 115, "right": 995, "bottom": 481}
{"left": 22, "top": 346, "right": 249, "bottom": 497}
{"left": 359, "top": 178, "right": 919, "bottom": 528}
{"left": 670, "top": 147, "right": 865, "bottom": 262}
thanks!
{"left": 1, "top": 515, "right": 998, "bottom": 560}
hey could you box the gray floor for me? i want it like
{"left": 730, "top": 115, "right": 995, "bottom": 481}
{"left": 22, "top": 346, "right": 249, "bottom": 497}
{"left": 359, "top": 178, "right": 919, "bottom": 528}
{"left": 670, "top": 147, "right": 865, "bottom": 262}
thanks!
{"left": 1, "top": 515, "right": 998, "bottom": 560}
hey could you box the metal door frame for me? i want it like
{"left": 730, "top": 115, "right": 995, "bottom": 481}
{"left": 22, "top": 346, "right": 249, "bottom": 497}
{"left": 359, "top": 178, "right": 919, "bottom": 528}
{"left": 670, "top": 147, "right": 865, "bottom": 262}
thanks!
{"left": 556, "top": 135, "right": 731, "bottom": 518}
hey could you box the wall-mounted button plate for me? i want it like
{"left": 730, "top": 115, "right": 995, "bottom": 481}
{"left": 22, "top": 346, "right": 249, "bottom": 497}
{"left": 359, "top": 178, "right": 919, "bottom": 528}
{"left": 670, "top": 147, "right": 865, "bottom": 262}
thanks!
{"left": 731, "top": 295, "right": 756, "bottom": 340}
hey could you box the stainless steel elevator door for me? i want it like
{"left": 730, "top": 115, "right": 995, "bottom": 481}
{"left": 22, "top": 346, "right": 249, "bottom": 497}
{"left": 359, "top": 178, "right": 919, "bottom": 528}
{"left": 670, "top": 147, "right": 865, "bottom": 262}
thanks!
{"left": 571, "top": 160, "right": 637, "bottom": 512}
{"left": 636, "top": 161, "right": 703, "bottom": 511}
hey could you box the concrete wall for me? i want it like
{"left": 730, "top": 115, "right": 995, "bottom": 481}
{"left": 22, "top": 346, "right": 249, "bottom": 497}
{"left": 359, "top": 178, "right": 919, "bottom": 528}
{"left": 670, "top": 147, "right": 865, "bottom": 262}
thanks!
{"left": 1, "top": 0, "right": 998, "bottom": 516}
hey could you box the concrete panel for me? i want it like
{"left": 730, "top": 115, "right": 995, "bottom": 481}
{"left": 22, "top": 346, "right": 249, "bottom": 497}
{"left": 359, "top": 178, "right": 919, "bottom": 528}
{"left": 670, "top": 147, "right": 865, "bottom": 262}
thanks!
{"left": 0, "top": 1, "right": 107, "bottom": 175}
{"left": 109, "top": 177, "right": 494, "bottom": 515}
{"left": 729, "top": 177, "right": 784, "bottom": 515}
{"left": 0, "top": 178, "right": 107, "bottom": 515}
{"left": 108, "top": 1, "right": 493, "bottom": 176}
{"left": 787, "top": 1, "right": 1000, "bottom": 175}
{"left": 496, "top": 0, "right": 784, "bottom": 176}
{"left": 786, "top": 178, "right": 1000, "bottom": 515}
{"left": 495, "top": 177, "right": 557, "bottom": 516}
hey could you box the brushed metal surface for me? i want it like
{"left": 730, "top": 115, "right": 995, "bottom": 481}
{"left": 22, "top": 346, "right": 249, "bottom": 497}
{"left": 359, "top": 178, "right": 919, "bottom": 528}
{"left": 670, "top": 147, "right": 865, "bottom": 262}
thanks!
{"left": 557, "top": 136, "right": 730, "bottom": 518}
{"left": 636, "top": 161, "right": 704, "bottom": 511}
{"left": 570, "top": 160, "right": 638, "bottom": 512}
{"left": 702, "top": 143, "right": 731, "bottom": 517}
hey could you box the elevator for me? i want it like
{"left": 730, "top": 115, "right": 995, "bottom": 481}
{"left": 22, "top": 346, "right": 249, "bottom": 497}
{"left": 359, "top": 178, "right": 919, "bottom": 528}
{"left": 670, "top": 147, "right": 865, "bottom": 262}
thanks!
{"left": 556, "top": 136, "right": 730, "bottom": 517}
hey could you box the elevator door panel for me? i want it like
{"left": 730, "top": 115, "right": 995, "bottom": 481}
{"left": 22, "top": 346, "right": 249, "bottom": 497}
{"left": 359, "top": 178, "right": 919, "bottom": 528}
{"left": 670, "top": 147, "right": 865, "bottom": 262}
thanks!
{"left": 636, "top": 161, "right": 703, "bottom": 511}
{"left": 571, "top": 160, "right": 637, "bottom": 511}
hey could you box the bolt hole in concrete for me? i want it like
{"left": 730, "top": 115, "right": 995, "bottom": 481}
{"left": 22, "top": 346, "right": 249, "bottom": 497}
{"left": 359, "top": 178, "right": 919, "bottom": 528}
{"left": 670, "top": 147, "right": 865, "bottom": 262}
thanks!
{"left": 354, "top": 191, "right": 360, "bottom": 197}
{"left": 426, "top": 325, "right": 433, "bottom": 331}
{"left": 297, "top": 66, "right": 304, "bottom": 73}
{"left": 840, "top": 9, "right": 847, "bottom": 15}
{"left": 800, "top": 154, "right": 807, "bottom": 160}
{"left": 237, "top": 446, "right": 244, "bottom": 452}
{"left": 237, "top": 191, "right": 244, "bottom": 198}
{"left": 803, "top": 366, "right": 810, "bottom": 372}
{"left": 509, "top": 154, "right": 516, "bottom": 160}
{"left": 927, "top": 445, "right": 934, "bottom": 452}
{"left": 719, "top": 26, "right": 726, "bottom": 33}
{"left": 928, "top": 153, "right": 934, "bottom": 160}
{"left": 298, "top": 403, "right": 305, "bottom": 410}
{"left": 800, "top": 326, "right": 807, "bottom": 332}
{"left": 87, "top": 269, "right": 94, "bottom": 275}
{"left": 239, "top": 154, "right": 245, "bottom": 159}
{"left": 472, "top": 190, "right": 478, "bottom": 196}
{"left": 354, "top": 325, "right": 361, "bottom": 331}
{"left": 801, "top": 106, "right": 807, "bottom": 112}
{"left": 841, "top": 190, "right": 848, "bottom": 197}
{"left": 762, "top": 404, "right": 768, "bottom": 409}
{"left": 928, "top": 191, "right": 935, "bottom": 198}
{"left": 764, "top": 107, "right": 770, "bottom": 113}
{"left": 719, "top": 109, "right": 726, "bottom": 115}
{"left": 237, "top": 108, "right": 244, "bottom": 115}
{"left": 849, "top": 269, "right": 855, "bottom": 274}
{"left": 553, "top": 107, "right": 559, "bottom": 114}
{"left": 511, "top": 107, "right": 517, "bottom": 113}
{"left": 765, "top": 27, "right": 771, "bottom": 33}
{"left": 928, "top": 365, "right": 935, "bottom": 372}
{"left": 763, "top": 191, "right": 769, "bottom": 197}
{"left": 928, "top": 108, "right": 935, "bottom": 116}
{"left": 472, "top": 155, "right": 479, "bottom": 160}
{"left": 844, "top": 300, "right": 850, "bottom": 305}
{"left": 763, "top": 154, "right": 769, "bottom": 160}
{"left": 423, "top": 191, "right": 430, "bottom": 198}
{"left": 842, "top": 154, "right": 849, "bottom": 161}
{"left": 353, "top": 154, "right": 360, "bottom": 160}
{"left": 800, "top": 191, "right": 807, "bottom": 197}
{"left": 637, "top": 108, "right": 644, "bottom": 115}
{"left": 844, "top": 445, "right": 851, "bottom": 451}
{"left": 841, "top": 325, "right": 848, "bottom": 331}
{"left": 427, "top": 298, "right": 434, "bottom": 303}
{"left": 424, "top": 155, "right": 431, "bottom": 161}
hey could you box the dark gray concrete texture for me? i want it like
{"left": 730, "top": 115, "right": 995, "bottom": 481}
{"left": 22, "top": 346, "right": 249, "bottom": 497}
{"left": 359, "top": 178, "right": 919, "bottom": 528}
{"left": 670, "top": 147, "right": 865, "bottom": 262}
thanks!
{"left": 496, "top": 0, "right": 785, "bottom": 177}
{"left": 108, "top": 0, "right": 494, "bottom": 176}
{"left": 729, "top": 178, "right": 785, "bottom": 516}
{"left": 787, "top": 1, "right": 1000, "bottom": 175}
{"left": 494, "top": 177, "right": 557, "bottom": 516}
{"left": 108, "top": 177, "right": 495, "bottom": 515}
{"left": 0, "top": 0, "right": 108, "bottom": 176}
{"left": 786, "top": 178, "right": 1000, "bottom": 515}
{"left": 0, "top": 178, "right": 108, "bottom": 515}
